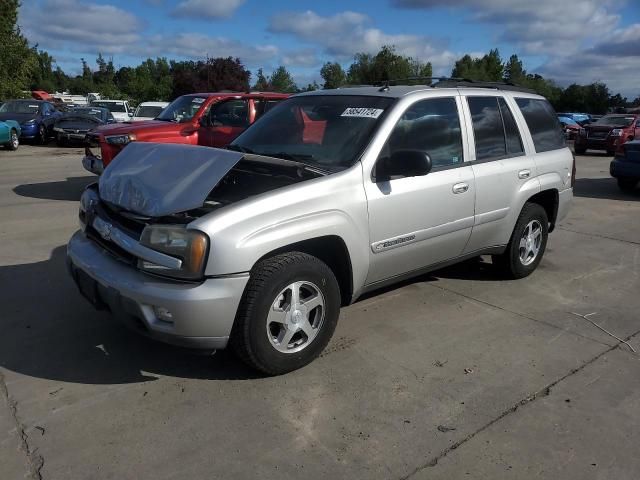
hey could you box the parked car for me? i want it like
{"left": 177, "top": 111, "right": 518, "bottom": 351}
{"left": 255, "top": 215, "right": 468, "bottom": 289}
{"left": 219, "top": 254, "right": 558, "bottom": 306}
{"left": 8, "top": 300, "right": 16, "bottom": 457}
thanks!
{"left": 557, "top": 112, "right": 592, "bottom": 126}
{"left": 53, "top": 107, "right": 115, "bottom": 146}
{"left": 0, "top": 100, "right": 62, "bottom": 144}
{"left": 0, "top": 120, "right": 21, "bottom": 150}
{"left": 558, "top": 116, "right": 581, "bottom": 140}
{"left": 574, "top": 114, "right": 639, "bottom": 155}
{"left": 67, "top": 82, "right": 574, "bottom": 374}
{"left": 610, "top": 140, "right": 640, "bottom": 192}
{"left": 90, "top": 99, "right": 133, "bottom": 122}
{"left": 82, "top": 92, "right": 289, "bottom": 174}
{"left": 132, "top": 101, "right": 170, "bottom": 121}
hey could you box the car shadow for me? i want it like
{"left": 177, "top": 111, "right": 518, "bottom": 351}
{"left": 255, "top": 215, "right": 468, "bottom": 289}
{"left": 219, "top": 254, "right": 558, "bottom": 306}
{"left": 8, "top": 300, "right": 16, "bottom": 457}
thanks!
{"left": 13, "top": 176, "right": 95, "bottom": 201}
{"left": 0, "top": 246, "right": 262, "bottom": 384}
{"left": 574, "top": 177, "right": 639, "bottom": 200}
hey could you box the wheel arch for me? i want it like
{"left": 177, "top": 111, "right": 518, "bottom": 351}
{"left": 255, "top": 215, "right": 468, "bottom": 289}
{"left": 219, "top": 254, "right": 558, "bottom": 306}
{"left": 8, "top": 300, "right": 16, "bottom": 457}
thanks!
{"left": 252, "top": 235, "right": 354, "bottom": 306}
{"left": 526, "top": 188, "right": 559, "bottom": 231}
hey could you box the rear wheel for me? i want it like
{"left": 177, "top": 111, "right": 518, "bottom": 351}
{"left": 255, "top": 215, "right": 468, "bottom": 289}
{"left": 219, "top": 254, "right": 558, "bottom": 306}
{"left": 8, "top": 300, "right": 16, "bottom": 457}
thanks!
{"left": 617, "top": 178, "right": 638, "bottom": 192}
{"left": 231, "top": 252, "right": 340, "bottom": 375}
{"left": 5, "top": 129, "right": 19, "bottom": 150}
{"left": 493, "top": 203, "right": 549, "bottom": 279}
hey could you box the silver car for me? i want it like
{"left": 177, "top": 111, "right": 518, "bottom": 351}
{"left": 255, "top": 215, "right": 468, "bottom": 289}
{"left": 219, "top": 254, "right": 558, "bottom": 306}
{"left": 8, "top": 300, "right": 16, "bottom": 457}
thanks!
{"left": 67, "top": 82, "right": 574, "bottom": 374}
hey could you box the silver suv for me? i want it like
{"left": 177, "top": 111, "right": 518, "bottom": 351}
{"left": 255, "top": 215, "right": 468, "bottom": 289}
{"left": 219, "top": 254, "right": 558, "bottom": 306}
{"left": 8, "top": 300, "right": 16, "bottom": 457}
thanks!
{"left": 67, "top": 82, "right": 574, "bottom": 374}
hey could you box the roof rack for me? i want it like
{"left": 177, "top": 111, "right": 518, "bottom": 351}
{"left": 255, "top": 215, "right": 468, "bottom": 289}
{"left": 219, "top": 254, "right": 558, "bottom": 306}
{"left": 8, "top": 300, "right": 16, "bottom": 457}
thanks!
{"left": 374, "top": 76, "right": 535, "bottom": 94}
{"left": 433, "top": 79, "right": 535, "bottom": 94}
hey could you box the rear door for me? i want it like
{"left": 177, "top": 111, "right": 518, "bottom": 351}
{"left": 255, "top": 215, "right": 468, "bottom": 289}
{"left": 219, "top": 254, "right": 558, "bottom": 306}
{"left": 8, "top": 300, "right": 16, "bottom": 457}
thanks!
{"left": 198, "top": 99, "right": 249, "bottom": 147}
{"left": 461, "top": 93, "right": 538, "bottom": 253}
{"left": 364, "top": 95, "right": 476, "bottom": 284}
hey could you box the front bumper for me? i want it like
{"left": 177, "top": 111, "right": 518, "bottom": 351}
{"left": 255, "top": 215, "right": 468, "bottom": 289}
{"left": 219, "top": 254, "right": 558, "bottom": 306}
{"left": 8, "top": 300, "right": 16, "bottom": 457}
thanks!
{"left": 82, "top": 154, "right": 104, "bottom": 175}
{"left": 575, "top": 135, "right": 617, "bottom": 151}
{"left": 67, "top": 230, "right": 249, "bottom": 350}
{"left": 610, "top": 158, "right": 640, "bottom": 180}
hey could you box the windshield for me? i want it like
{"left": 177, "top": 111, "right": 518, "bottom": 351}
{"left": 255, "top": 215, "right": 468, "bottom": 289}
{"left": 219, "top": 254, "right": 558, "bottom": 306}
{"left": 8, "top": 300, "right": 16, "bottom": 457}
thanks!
{"left": 230, "top": 95, "right": 395, "bottom": 170}
{"left": 594, "top": 115, "right": 635, "bottom": 127}
{"left": 135, "top": 105, "right": 165, "bottom": 118}
{"left": 0, "top": 101, "right": 41, "bottom": 114}
{"left": 156, "top": 96, "right": 208, "bottom": 123}
{"left": 91, "top": 101, "right": 126, "bottom": 113}
{"left": 71, "top": 108, "right": 105, "bottom": 120}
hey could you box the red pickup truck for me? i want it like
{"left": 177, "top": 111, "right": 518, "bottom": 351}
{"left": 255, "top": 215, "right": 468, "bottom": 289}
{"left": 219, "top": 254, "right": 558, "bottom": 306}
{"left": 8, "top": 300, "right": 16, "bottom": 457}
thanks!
{"left": 83, "top": 92, "right": 289, "bottom": 174}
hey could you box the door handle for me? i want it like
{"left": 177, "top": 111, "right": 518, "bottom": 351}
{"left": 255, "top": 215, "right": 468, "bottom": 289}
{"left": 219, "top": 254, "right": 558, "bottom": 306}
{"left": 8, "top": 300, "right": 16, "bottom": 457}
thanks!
{"left": 452, "top": 182, "right": 469, "bottom": 194}
{"left": 518, "top": 169, "right": 531, "bottom": 179}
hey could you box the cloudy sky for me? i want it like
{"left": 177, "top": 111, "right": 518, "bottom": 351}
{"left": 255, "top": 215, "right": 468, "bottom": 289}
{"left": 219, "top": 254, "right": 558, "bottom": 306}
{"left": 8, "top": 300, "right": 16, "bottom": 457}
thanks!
{"left": 18, "top": 0, "right": 640, "bottom": 97}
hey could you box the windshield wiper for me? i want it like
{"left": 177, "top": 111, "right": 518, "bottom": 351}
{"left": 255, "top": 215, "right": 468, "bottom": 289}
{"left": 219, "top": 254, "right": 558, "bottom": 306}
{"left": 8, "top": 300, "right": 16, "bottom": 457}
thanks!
{"left": 265, "top": 152, "right": 332, "bottom": 174}
{"left": 226, "top": 144, "right": 256, "bottom": 154}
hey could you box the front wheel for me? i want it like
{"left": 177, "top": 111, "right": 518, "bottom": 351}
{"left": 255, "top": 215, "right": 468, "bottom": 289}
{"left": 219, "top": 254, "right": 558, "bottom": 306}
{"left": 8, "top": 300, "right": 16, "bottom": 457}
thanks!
{"left": 231, "top": 252, "right": 341, "bottom": 375}
{"left": 5, "top": 129, "right": 19, "bottom": 150}
{"left": 493, "top": 203, "right": 549, "bottom": 279}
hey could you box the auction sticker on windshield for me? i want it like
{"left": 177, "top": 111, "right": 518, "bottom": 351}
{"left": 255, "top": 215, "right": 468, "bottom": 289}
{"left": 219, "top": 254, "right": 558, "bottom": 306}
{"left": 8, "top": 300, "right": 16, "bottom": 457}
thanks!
{"left": 192, "top": 98, "right": 205, "bottom": 104}
{"left": 341, "top": 107, "right": 384, "bottom": 118}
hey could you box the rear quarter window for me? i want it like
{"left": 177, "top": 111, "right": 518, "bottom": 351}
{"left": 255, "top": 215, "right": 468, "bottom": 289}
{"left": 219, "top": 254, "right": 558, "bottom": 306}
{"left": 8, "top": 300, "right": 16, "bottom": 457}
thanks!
{"left": 515, "top": 98, "right": 565, "bottom": 152}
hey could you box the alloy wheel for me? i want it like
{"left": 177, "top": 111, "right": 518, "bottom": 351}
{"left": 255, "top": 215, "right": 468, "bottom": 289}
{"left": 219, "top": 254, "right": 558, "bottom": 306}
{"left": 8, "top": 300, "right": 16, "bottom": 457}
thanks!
{"left": 518, "top": 220, "right": 542, "bottom": 266}
{"left": 266, "top": 281, "right": 325, "bottom": 354}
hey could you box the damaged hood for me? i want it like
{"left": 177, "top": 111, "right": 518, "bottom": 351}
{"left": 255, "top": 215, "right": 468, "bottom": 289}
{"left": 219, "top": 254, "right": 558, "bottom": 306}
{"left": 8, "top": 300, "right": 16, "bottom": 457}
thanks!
{"left": 98, "top": 142, "right": 243, "bottom": 217}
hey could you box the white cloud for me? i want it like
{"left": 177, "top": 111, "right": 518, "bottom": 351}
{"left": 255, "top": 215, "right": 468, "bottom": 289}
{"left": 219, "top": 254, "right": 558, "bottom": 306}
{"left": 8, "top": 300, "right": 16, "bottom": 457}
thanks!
{"left": 282, "top": 48, "right": 319, "bottom": 67}
{"left": 137, "top": 34, "right": 278, "bottom": 66}
{"left": 392, "top": 0, "right": 620, "bottom": 55}
{"left": 536, "top": 23, "right": 640, "bottom": 98}
{"left": 172, "top": 0, "right": 245, "bottom": 19}
{"left": 268, "top": 10, "right": 456, "bottom": 72}
{"left": 19, "top": 0, "right": 140, "bottom": 54}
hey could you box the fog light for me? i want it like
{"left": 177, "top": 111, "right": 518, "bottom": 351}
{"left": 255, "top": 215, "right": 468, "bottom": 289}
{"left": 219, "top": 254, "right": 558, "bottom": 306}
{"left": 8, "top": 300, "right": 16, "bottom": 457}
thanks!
{"left": 153, "top": 306, "right": 174, "bottom": 322}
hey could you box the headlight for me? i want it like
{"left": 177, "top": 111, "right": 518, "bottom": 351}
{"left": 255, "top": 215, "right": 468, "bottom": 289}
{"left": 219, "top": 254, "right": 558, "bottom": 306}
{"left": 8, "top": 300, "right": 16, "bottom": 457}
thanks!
{"left": 79, "top": 185, "right": 99, "bottom": 230}
{"left": 105, "top": 133, "right": 136, "bottom": 145}
{"left": 610, "top": 129, "right": 623, "bottom": 137}
{"left": 139, "top": 225, "right": 209, "bottom": 280}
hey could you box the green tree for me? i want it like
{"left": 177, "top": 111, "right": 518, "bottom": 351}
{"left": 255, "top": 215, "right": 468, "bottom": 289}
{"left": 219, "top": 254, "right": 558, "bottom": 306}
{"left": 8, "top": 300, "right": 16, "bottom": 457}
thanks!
{"left": 0, "top": 0, "right": 37, "bottom": 99}
{"left": 503, "top": 54, "right": 526, "bottom": 84}
{"left": 320, "top": 62, "right": 346, "bottom": 89}
{"left": 346, "top": 45, "right": 432, "bottom": 85}
{"left": 452, "top": 49, "right": 503, "bottom": 81}
{"left": 252, "top": 68, "right": 270, "bottom": 91}
{"left": 268, "top": 66, "right": 297, "bottom": 93}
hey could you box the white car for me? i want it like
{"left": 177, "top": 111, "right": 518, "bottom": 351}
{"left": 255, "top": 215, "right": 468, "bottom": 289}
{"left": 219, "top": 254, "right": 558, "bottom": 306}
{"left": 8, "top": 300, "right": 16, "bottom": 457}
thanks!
{"left": 132, "top": 101, "right": 170, "bottom": 121}
{"left": 90, "top": 100, "right": 132, "bottom": 122}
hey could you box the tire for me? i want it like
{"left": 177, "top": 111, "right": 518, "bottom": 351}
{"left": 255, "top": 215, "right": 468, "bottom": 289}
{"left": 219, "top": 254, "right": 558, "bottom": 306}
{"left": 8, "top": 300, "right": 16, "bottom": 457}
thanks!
{"left": 617, "top": 178, "right": 638, "bottom": 192}
{"left": 5, "top": 129, "right": 19, "bottom": 150}
{"left": 606, "top": 149, "right": 615, "bottom": 156}
{"left": 231, "top": 252, "right": 341, "bottom": 375}
{"left": 574, "top": 145, "right": 586, "bottom": 155}
{"left": 37, "top": 125, "right": 47, "bottom": 145}
{"left": 493, "top": 203, "right": 549, "bottom": 279}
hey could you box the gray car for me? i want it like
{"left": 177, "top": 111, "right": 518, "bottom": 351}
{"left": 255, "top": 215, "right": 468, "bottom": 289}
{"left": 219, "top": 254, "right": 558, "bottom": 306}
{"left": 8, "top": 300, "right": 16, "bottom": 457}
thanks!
{"left": 67, "top": 82, "right": 574, "bottom": 374}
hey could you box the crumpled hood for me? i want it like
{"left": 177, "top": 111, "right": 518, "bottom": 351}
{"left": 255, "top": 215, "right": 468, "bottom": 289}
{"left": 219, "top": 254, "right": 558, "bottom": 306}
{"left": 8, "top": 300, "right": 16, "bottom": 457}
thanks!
{"left": 98, "top": 142, "right": 243, "bottom": 217}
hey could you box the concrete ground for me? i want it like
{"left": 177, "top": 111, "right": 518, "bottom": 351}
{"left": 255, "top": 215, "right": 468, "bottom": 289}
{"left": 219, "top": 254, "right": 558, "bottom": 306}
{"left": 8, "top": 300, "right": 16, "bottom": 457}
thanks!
{"left": 0, "top": 144, "right": 639, "bottom": 480}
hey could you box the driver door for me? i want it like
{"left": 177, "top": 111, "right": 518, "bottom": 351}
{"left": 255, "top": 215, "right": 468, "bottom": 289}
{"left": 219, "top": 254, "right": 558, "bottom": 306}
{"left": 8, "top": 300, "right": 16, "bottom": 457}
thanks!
{"left": 364, "top": 96, "right": 476, "bottom": 285}
{"left": 198, "top": 99, "right": 249, "bottom": 147}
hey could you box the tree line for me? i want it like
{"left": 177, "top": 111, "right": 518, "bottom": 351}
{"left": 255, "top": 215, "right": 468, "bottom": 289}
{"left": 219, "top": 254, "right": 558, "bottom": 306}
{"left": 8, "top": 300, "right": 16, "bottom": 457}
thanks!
{"left": 2, "top": 0, "right": 638, "bottom": 113}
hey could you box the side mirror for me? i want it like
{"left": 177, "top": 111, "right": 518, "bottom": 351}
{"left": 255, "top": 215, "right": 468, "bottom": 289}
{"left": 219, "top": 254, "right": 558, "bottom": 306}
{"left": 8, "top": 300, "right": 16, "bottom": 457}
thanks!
{"left": 377, "top": 150, "right": 432, "bottom": 181}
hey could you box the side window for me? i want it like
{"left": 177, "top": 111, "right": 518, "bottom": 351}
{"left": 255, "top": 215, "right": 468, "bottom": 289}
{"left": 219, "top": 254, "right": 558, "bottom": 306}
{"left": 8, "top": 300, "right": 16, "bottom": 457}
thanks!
{"left": 210, "top": 99, "right": 249, "bottom": 127}
{"left": 515, "top": 98, "right": 565, "bottom": 152}
{"left": 254, "top": 99, "right": 283, "bottom": 121}
{"left": 498, "top": 97, "right": 524, "bottom": 156}
{"left": 380, "top": 97, "right": 463, "bottom": 169}
{"left": 467, "top": 97, "right": 506, "bottom": 161}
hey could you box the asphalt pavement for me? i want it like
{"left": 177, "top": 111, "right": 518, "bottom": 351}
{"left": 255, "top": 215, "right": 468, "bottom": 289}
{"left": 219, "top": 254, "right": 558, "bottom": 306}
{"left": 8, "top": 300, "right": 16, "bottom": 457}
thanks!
{"left": 1, "top": 144, "right": 639, "bottom": 479}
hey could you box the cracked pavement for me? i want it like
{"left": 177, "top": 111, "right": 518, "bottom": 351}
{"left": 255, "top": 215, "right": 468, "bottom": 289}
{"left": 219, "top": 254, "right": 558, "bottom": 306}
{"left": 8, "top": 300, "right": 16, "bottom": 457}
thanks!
{"left": 1, "top": 146, "right": 639, "bottom": 479}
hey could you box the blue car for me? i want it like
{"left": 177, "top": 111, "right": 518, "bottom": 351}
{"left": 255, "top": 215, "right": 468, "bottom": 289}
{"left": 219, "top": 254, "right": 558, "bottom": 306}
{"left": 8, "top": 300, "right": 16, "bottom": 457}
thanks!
{"left": 0, "top": 100, "right": 62, "bottom": 144}
{"left": 610, "top": 140, "right": 640, "bottom": 192}
{"left": 0, "top": 120, "right": 21, "bottom": 150}
{"left": 557, "top": 112, "right": 592, "bottom": 126}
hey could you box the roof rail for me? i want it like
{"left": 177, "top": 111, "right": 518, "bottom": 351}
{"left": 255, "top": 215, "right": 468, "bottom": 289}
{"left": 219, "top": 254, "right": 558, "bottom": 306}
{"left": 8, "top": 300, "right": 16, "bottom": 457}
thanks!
{"left": 433, "top": 79, "right": 535, "bottom": 93}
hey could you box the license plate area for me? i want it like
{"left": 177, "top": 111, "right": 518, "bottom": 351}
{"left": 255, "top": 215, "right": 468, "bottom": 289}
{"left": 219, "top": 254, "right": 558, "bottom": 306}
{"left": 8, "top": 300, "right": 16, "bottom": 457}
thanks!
{"left": 75, "top": 268, "right": 105, "bottom": 309}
